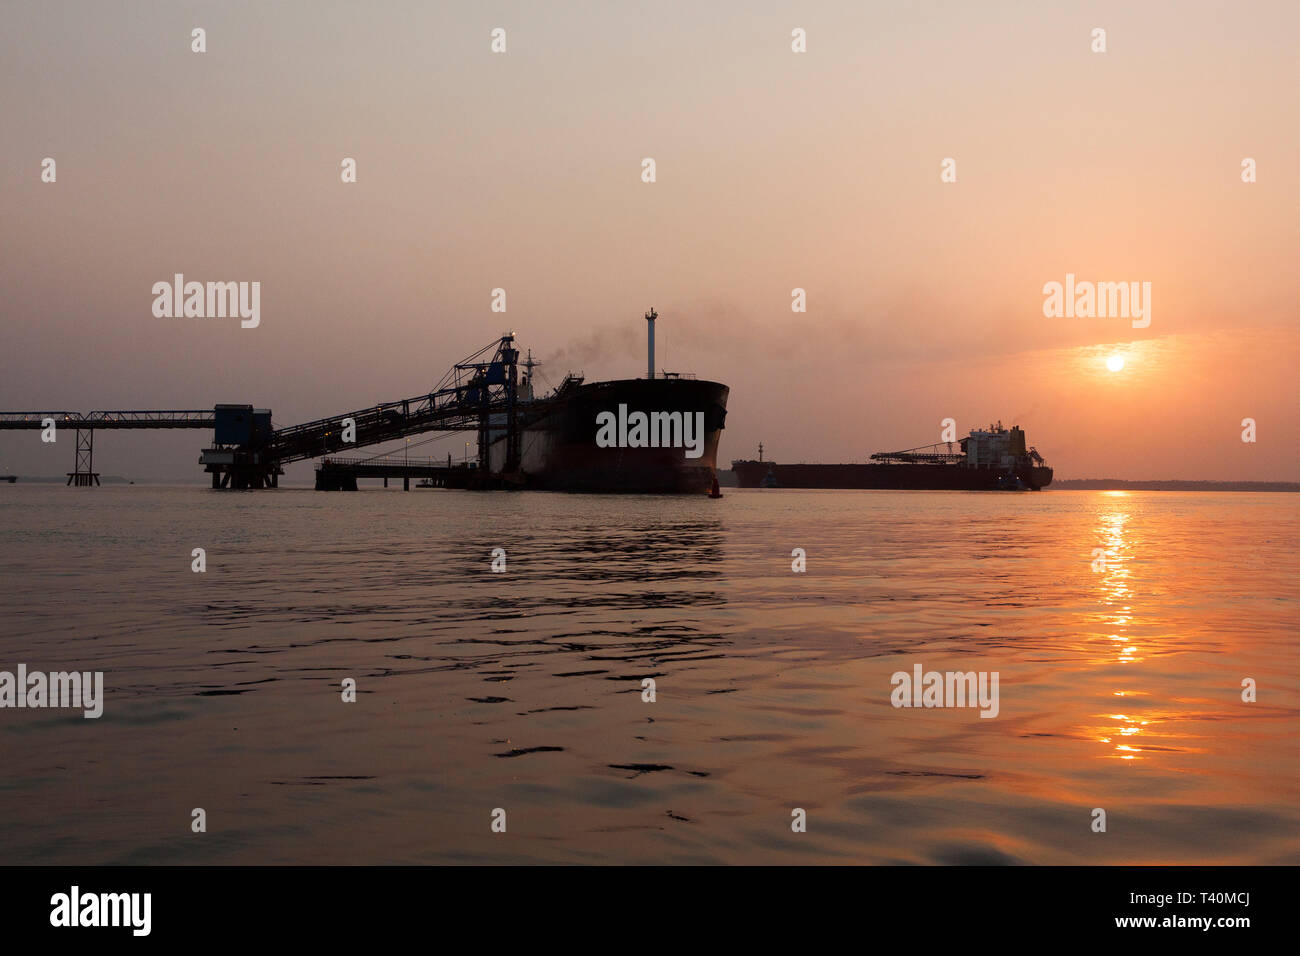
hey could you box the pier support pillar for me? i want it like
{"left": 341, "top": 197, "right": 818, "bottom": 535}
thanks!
{"left": 66, "top": 428, "right": 100, "bottom": 486}
{"left": 201, "top": 454, "right": 283, "bottom": 490}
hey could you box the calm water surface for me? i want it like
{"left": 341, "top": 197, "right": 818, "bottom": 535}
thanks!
{"left": 1, "top": 485, "right": 1297, "bottom": 864}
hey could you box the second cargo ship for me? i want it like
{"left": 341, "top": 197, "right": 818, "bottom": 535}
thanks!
{"left": 731, "top": 423, "right": 1053, "bottom": 491}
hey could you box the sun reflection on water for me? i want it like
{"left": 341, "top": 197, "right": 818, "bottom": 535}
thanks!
{"left": 1092, "top": 502, "right": 1153, "bottom": 759}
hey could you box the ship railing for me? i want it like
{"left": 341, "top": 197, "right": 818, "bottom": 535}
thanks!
{"left": 321, "top": 456, "right": 470, "bottom": 468}
{"left": 869, "top": 452, "right": 965, "bottom": 464}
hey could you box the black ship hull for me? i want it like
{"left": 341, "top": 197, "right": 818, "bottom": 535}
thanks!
{"left": 487, "top": 378, "right": 729, "bottom": 493}
{"left": 731, "top": 460, "right": 1053, "bottom": 491}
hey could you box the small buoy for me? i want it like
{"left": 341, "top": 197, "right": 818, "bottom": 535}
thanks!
{"left": 708, "top": 475, "right": 723, "bottom": 499}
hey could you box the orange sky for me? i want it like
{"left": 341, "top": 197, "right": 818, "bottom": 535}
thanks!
{"left": 1, "top": 1, "right": 1296, "bottom": 480}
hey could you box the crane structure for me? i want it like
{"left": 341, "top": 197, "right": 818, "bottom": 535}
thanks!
{"left": 0, "top": 335, "right": 525, "bottom": 489}
{"left": 869, "top": 441, "right": 966, "bottom": 465}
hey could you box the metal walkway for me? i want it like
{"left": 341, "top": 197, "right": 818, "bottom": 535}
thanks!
{"left": 0, "top": 411, "right": 217, "bottom": 484}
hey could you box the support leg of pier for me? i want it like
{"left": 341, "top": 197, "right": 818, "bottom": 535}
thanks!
{"left": 66, "top": 428, "right": 100, "bottom": 487}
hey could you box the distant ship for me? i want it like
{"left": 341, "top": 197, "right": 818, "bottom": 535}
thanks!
{"left": 481, "top": 310, "right": 729, "bottom": 493}
{"left": 731, "top": 423, "right": 1052, "bottom": 491}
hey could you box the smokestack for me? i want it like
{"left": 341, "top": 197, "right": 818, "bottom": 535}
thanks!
{"left": 645, "top": 307, "right": 657, "bottom": 379}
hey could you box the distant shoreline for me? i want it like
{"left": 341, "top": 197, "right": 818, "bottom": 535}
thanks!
{"left": 714, "top": 471, "right": 1298, "bottom": 492}
{"left": 1051, "top": 479, "right": 1300, "bottom": 492}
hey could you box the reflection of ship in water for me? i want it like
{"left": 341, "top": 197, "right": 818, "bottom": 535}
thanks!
{"left": 545, "top": 519, "right": 727, "bottom": 586}
{"left": 732, "top": 423, "right": 1053, "bottom": 491}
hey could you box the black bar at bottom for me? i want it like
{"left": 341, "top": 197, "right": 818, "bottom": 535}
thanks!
{"left": 0, "top": 864, "right": 1278, "bottom": 943}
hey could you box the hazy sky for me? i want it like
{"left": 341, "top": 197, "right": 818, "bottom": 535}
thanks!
{"left": 2, "top": 0, "right": 1297, "bottom": 481}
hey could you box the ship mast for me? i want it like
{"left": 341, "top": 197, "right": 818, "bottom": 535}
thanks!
{"left": 645, "top": 307, "right": 657, "bottom": 379}
{"left": 521, "top": 349, "right": 539, "bottom": 400}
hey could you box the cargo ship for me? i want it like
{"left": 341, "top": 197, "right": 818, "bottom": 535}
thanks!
{"left": 731, "top": 423, "right": 1052, "bottom": 491}
{"left": 482, "top": 310, "right": 730, "bottom": 493}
